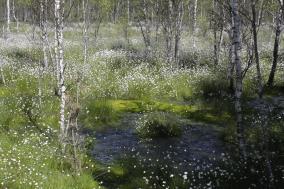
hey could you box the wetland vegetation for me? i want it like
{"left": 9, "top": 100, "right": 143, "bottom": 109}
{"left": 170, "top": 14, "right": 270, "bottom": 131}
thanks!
{"left": 0, "top": 0, "right": 284, "bottom": 188}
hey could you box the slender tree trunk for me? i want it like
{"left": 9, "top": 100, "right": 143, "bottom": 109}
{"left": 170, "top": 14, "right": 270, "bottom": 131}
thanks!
{"left": 227, "top": 17, "right": 235, "bottom": 93}
{"left": 127, "top": 0, "right": 130, "bottom": 25}
{"left": 139, "top": 0, "right": 152, "bottom": 56}
{"left": 268, "top": 10, "right": 282, "bottom": 87}
{"left": 174, "top": 0, "right": 184, "bottom": 63}
{"left": 228, "top": 39, "right": 235, "bottom": 93}
{"left": 2, "top": 25, "right": 6, "bottom": 39}
{"left": 24, "top": 8, "right": 27, "bottom": 22}
{"left": 7, "top": 0, "right": 10, "bottom": 33}
{"left": 257, "top": 0, "right": 264, "bottom": 27}
{"left": 213, "top": 0, "right": 218, "bottom": 65}
{"left": 166, "top": 0, "right": 174, "bottom": 64}
{"left": 55, "top": 0, "right": 66, "bottom": 148}
{"left": 32, "top": 14, "right": 36, "bottom": 40}
{"left": 82, "top": 0, "right": 89, "bottom": 65}
{"left": 0, "top": 64, "right": 6, "bottom": 85}
{"left": 12, "top": 0, "right": 18, "bottom": 32}
{"left": 192, "top": 0, "right": 198, "bottom": 48}
{"left": 231, "top": 0, "right": 246, "bottom": 158}
{"left": 113, "top": 0, "right": 121, "bottom": 23}
{"left": 213, "top": 2, "right": 224, "bottom": 65}
{"left": 38, "top": 61, "right": 43, "bottom": 106}
{"left": 251, "top": 0, "right": 263, "bottom": 98}
{"left": 40, "top": 0, "right": 49, "bottom": 68}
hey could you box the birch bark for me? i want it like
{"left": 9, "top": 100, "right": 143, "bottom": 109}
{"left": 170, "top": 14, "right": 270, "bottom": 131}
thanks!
{"left": 7, "top": 0, "right": 10, "bottom": 33}
{"left": 174, "top": 0, "right": 184, "bottom": 63}
{"left": 192, "top": 0, "right": 198, "bottom": 48}
{"left": 251, "top": 0, "right": 263, "bottom": 98}
{"left": 82, "top": 0, "right": 89, "bottom": 65}
{"left": 55, "top": 0, "right": 66, "bottom": 146}
{"left": 231, "top": 0, "right": 246, "bottom": 158}
{"left": 40, "top": 0, "right": 49, "bottom": 68}
{"left": 12, "top": 0, "right": 18, "bottom": 32}
{"left": 268, "top": 4, "right": 283, "bottom": 86}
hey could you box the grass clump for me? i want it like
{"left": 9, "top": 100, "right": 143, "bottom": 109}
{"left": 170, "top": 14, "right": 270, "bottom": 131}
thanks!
{"left": 4, "top": 47, "right": 43, "bottom": 64}
{"left": 136, "top": 112, "right": 182, "bottom": 138}
{"left": 81, "top": 99, "right": 121, "bottom": 129}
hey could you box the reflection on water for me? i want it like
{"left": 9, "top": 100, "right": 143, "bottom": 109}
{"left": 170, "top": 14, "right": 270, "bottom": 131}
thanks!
{"left": 92, "top": 101, "right": 284, "bottom": 188}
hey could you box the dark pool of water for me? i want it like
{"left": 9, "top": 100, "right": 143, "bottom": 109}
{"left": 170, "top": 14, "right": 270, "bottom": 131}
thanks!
{"left": 91, "top": 98, "right": 284, "bottom": 189}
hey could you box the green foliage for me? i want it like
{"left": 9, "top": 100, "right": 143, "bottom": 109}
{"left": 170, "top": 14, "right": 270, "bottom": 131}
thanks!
{"left": 0, "top": 70, "right": 59, "bottom": 132}
{"left": 4, "top": 47, "right": 43, "bottom": 64}
{"left": 193, "top": 68, "right": 230, "bottom": 98}
{"left": 136, "top": 112, "right": 182, "bottom": 138}
{"left": 0, "top": 69, "right": 100, "bottom": 189}
{"left": 0, "top": 130, "right": 100, "bottom": 189}
{"left": 109, "top": 100, "right": 198, "bottom": 115}
{"left": 178, "top": 50, "right": 213, "bottom": 68}
{"left": 81, "top": 99, "right": 120, "bottom": 129}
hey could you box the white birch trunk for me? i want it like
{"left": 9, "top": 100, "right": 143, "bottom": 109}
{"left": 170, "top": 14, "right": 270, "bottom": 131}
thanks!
{"left": 174, "top": 0, "right": 184, "bottom": 63}
{"left": 192, "top": 0, "right": 198, "bottom": 48}
{"left": 82, "top": 0, "right": 89, "bottom": 65}
{"left": 7, "top": 0, "right": 10, "bottom": 33}
{"left": 127, "top": 0, "right": 130, "bottom": 25}
{"left": 40, "top": 0, "right": 49, "bottom": 68}
{"left": 12, "top": 0, "right": 18, "bottom": 32}
{"left": 55, "top": 0, "right": 66, "bottom": 146}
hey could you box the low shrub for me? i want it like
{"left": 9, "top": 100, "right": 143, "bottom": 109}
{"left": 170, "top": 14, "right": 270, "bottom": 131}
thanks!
{"left": 136, "top": 112, "right": 182, "bottom": 138}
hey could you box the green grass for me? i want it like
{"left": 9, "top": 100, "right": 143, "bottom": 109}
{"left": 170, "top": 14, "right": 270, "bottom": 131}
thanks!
{"left": 0, "top": 129, "right": 101, "bottom": 189}
{"left": 0, "top": 69, "right": 101, "bottom": 189}
{"left": 136, "top": 111, "right": 182, "bottom": 138}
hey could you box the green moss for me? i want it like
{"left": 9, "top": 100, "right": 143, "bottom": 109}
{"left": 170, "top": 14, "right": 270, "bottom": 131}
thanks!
{"left": 110, "top": 100, "right": 141, "bottom": 112}
{"left": 111, "top": 165, "right": 125, "bottom": 176}
{"left": 83, "top": 99, "right": 235, "bottom": 132}
{"left": 109, "top": 100, "right": 198, "bottom": 114}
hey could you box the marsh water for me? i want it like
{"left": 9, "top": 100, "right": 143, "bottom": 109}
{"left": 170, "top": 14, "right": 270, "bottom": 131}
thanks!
{"left": 92, "top": 98, "right": 284, "bottom": 189}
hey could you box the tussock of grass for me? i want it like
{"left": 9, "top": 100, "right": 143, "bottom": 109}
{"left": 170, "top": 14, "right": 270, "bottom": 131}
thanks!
{"left": 136, "top": 112, "right": 182, "bottom": 138}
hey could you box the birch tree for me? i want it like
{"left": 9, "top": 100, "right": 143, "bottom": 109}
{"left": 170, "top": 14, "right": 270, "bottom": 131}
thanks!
{"left": 192, "top": 0, "right": 198, "bottom": 48}
{"left": 54, "top": 0, "right": 66, "bottom": 148}
{"left": 0, "top": 58, "right": 6, "bottom": 85}
{"left": 161, "top": 0, "right": 184, "bottom": 64}
{"left": 268, "top": 0, "right": 283, "bottom": 87}
{"left": 12, "top": 0, "right": 19, "bottom": 32}
{"left": 7, "top": 0, "right": 10, "bottom": 33}
{"left": 174, "top": 0, "right": 184, "bottom": 62}
{"left": 40, "top": 0, "right": 49, "bottom": 68}
{"left": 212, "top": 0, "right": 224, "bottom": 65}
{"left": 231, "top": 0, "right": 246, "bottom": 158}
{"left": 250, "top": 0, "right": 264, "bottom": 98}
{"left": 82, "top": 0, "right": 89, "bottom": 65}
{"left": 137, "top": 0, "right": 153, "bottom": 55}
